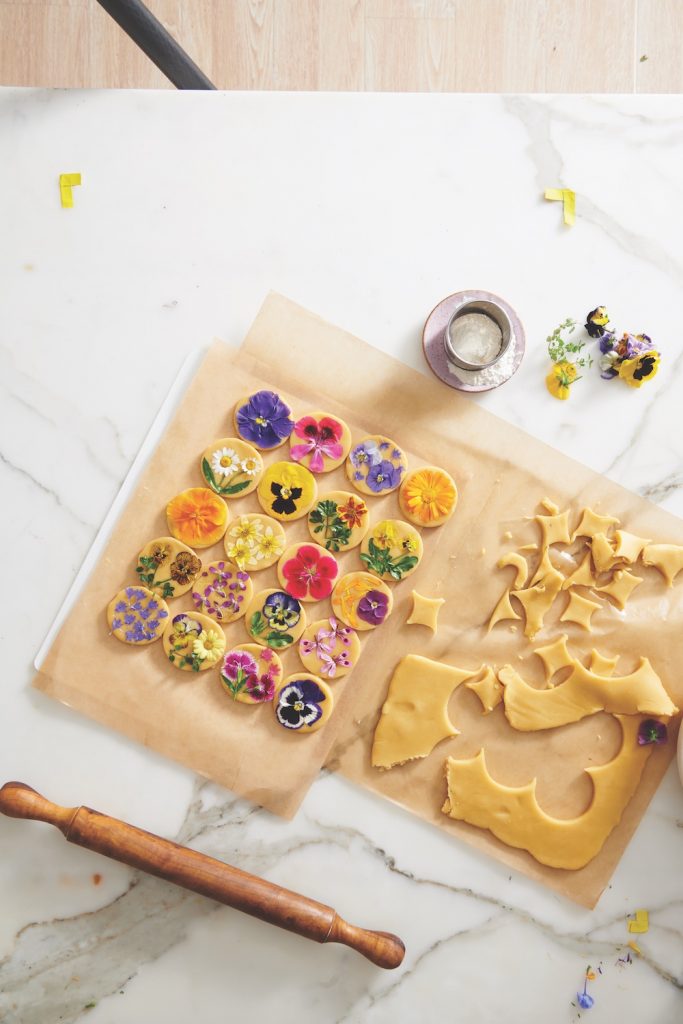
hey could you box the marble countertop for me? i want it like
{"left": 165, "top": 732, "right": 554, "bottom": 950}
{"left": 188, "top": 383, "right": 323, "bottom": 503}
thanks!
{"left": 1, "top": 88, "right": 683, "bottom": 1023}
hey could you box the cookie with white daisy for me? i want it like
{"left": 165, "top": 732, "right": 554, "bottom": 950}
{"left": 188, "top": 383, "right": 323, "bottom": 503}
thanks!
{"left": 200, "top": 437, "right": 263, "bottom": 498}
{"left": 223, "top": 513, "right": 286, "bottom": 571}
{"left": 163, "top": 611, "right": 226, "bottom": 672}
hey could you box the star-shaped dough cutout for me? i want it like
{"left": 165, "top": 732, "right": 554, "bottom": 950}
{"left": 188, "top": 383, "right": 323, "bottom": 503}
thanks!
{"left": 406, "top": 590, "right": 445, "bottom": 633}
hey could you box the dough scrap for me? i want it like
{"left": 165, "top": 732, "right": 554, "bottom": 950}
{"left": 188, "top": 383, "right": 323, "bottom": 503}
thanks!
{"left": 612, "top": 530, "right": 651, "bottom": 564}
{"left": 590, "top": 532, "right": 620, "bottom": 573}
{"left": 534, "top": 634, "right": 574, "bottom": 682}
{"left": 536, "top": 509, "right": 572, "bottom": 548}
{"left": 513, "top": 566, "right": 564, "bottom": 638}
{"left": 594, "top": 568, "right": 642, "bottom": 610}
{"left": 560, "top": 590, "right": 602, "bottom": 631}
{"left": 371, "top": 655, "right": 479, "bottom": 768}
{"left": 561, "top": 553, "right": 596, "bottom": 590}
{"left": 642, "top": 543, "right": 683, "bottom": 587}
{"left": 466, "top": 667, "right": 503, "bottom": 713}
{"left": 500, "top": 658, "right": 678, "bottom": 731}
{"left": 406, "top": 591, "right": 445, "bottom": 633}
{"left": 442, "top": 715, "right": 653, "bottom": 870}
{"left": 539, "top": 497, "right": 560, "bottom": 515}
{"left": 487, "top": 589, "right": 521, "bottom": 631}
{"left": 497, "top": 552, "right": 528, "bottom": 589}
{"left": 529, "top": 547, "right": 555, "bottom": 587}
{"left": 588, "top": 650, "right": 619, "bottom": 677}
{"left": 572, "top": 507, "right": 620, "bottom": 541}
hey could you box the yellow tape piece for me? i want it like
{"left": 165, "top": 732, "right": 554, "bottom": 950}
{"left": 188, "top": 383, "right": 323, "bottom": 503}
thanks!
{"left": 59, "top": 173, "right": 82, "bottom": 208}
{"left": 627, "top": 909, "right": 649, "bottom": 934}
{"left": 627, "top": 940, "right": 642, "bottom": 956}
{"left": 544, "top": 187, "right": 575, "bottom": 226}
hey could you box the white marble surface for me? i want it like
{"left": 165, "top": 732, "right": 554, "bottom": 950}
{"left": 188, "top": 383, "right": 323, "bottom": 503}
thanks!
{"left": 1, "top": 88, "right": 683, "bottom": 1023}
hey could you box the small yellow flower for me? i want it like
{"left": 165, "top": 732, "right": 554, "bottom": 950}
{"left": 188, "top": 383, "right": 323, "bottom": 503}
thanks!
{"left": 546, "top": 361, "right": 578, "bottom": 400}
{"left": 225, "top": 536, "right": 255, "bottom": 568}
{"left": 193, "top": 629, "right": 224, "bottom": 665}
{"left": 256, "top": 526, "right": 285, "bottom": 559}
{"left": 230, "top": 518, "right": 262, "bottom": 544}
{"left": 374, "top": 520, "right": 400, "bottom": 549}
{"left": 617, "top": 350, "right": 659, "bottom": 389}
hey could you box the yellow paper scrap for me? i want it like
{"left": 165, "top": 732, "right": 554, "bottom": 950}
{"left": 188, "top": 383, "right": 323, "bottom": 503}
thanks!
{"left": 627, "top": 940, "right": 642, "bottom": 955}
{"left": 544, "top": 187, "right": 575, "bottom": 226}
{"left": 59, "top": 173, "right": 82, "bottom": 208}
{"left": 627, "top": 909, "right": 649, "bottom": 934}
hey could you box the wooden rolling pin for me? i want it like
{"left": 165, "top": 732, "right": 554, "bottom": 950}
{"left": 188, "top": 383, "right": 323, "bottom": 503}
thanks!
{"left": 0, "top": 781, "right": 405, "bottom": 969}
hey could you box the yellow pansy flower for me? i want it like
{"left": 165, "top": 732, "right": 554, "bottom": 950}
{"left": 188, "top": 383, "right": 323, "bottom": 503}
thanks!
{"left": 546, "top": 361, "right": 578, "bottom": 400}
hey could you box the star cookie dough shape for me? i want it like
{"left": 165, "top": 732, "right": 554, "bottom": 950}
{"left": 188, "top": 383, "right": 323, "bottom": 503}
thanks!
{"left": 346, "top": 435, "right": 407, "bottom": 497}
{"left": 594, "top": 568, "right": 642, "bottom": 610}
{"left": 406, "top": 591, "right": 445, "bottom": 633}
{"left": 487, "top": 589, "right": 521, "bottom": 632}
{"left": 200, "top": 437, "right": 263, "bottom": 497}
{"left": 499, "top": 657, "right": 678, "bottom": 731}
{"left": 224, "top": 513, "right": 286, "bottom": 571}
{"left": 360, "top": 519, "right": 423, "bottom": 582}
{"left": 535, "top": 509, "right": 572, "bottom": 548}
{"left": 533, "top": 634, "right": 574, "bottom": 682}
{"left": 372, "top": 655, "right": 480, "bottom": 768}
{"left": 136, "top": 537, "right": 201, "bottom": 600}
{"left": 572, "top": 507, "right": 620, "bottom": 541}
{"left": 442, "top": 715, "right": 653, "bottom": 870}
{"left": 331, "top": 571, "right": 393, "bottom": 631}
{"left": 256, "top": 461, "right": 317, "bottom": 522}
{"left": 466, "top": 667, "right": 503, "bottom": 714}
{"left": 107, "top": 586, "right": 169, "bottom": 645}
{"left": 560, "top": 590, "right": 602, "bottom": 630}
{"left": 274, "top": 673, "right": 334, "bottom": 734}
{"left": 163, "top": 611, "right": 226, "bottom": 672}
{"left": 307, "top": 490, "right": 370, "bottom": 553}
{"left": 398, "top": 465, "right": 457, "bottom": 528}
{"left": 289, "top": 411, "right": 352, "bottom": 473}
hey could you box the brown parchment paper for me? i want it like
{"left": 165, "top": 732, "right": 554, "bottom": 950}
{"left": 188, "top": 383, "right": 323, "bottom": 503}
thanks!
{"left": 35, "top": 293, "right": 683, "bottom": 905}
{"left": 231, "top": 293, "right": 683, "bottom": 908}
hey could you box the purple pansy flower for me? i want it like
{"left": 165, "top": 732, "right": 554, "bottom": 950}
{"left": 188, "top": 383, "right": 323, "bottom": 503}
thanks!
{"left": 357, "top": 589, "right": 389, "bottom": 626}
{"left": 366, "top": 460, "right": 402, "bottom": 493}
{"left": 637, "top": 719, "right": 668, "bottom": 746}
{"left": 350, "top": 441, "right": 381, "bottom": 470}
{"left": 276, "top": 679, "right": 326, "bottom": 730}
{"left": 263, "top": 591, "right": 301, "bottom": 631}
{"left": 235, "top": 390, "right": 294, "bottom": 449}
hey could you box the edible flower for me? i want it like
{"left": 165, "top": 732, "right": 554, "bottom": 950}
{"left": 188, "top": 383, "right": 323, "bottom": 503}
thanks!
{"left": 193, "top": 629, "right": 225, "bottom": 665}
{"left": 235, "top": 390, "right": 294, "bottom": 449}
{"left": 367, "top": 460, "right": 402, "bottom": 493}
{"left": 336, "top": 496, "right": 367, "bottom": 529}
{"left": 400, "top": 468, "right": 457, "bottom": 525}
{"left": 618, "top": 349, "right": 660, "bottom": 388}
{"left": 637, "top": 718, "right": 668, "bottom": 746}
{"left": 276, "top": 679, "right": 326, "bottom": 730}
{"left": 166, "top": 488, "right": 228, "bottom": 547}
{"left": 545, "top": 360, "right": 578, "bottom": 400}
{"left": 290, "top": 416, "right": 344, "bottom": 473}
{"left": 357, "top": 589, "right": 389, "bottom": 626}
{"left": 281, "top": 545, "right": 339, "bottom": 601}
{"left": 263, "top": 591, "right": 301, "bottom": 631}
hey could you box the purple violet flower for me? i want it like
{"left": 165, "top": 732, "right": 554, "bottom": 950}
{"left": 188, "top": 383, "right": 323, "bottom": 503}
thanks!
{"left": 366, "top": 460, "right": 402, "bottom": 493}
{"left": 357, "top": 589, "right": 389, "bottom": 625}
{"left": 637, "top": 719, "right": 668, "bottom": 746}
{"left": 235, "top": 390, "right": 294, "bottom": 449}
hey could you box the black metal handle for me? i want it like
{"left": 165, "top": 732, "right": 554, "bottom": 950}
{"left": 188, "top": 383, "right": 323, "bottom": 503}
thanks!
{"left": 95, "top": 0, "right": 216, "bottom": 90}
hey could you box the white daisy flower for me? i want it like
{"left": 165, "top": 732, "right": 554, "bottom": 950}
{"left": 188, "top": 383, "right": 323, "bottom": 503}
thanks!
{"left": 211, "top": 447, "right": 241, "bottom": 478}
{"left": 241, "top": 455, "right": 261, "bottom": 477}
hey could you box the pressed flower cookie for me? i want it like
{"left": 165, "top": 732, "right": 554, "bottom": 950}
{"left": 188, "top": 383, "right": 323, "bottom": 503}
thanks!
{"left": 274, "top": 673, "right": 334, "bottom": 733}
{"left": 200, "top": 437, "right": 263, "bottom": 497}
{"left": 219, "top": 643, "right": 283, "bottom": 704}
{"left": 289, "top": 411, "right": 352, "bottom": 473}
{"left": 359, "top": 519, "right": 423, "bottom": 582}
{"left": 107, "top": 586, "right": 169, "bottom": 645}
{"left": 345, "top": 435, "right": 407, "bottom": 496}
{"left": 244, "top": 588, "right": 307, "bottom": 650}
{"left": 166, "top": 488, "right": 229, "bottom": 549}
{"left": 331, "top": 571, "right": 393, "bottom": 631}
{"left": 298, "top": 617, "right": 361, "bottom": 680}
{"left": 307, "top": 490, "right": 370, "bottom": 552}
{"left": 234, "top": 390, "right": 294, "bottom": 451}
{"left": 256, "top": 461, "right": 317, "bottom": 522}
{"left": 399, "top": 466, "right": 457, "bottom": 528}
{"left": 163, "top": 611, "right": 226, "bottom": 672}
{"left": 224, "top": 513, "right": 286, "bottom": 571}
{"left": 135, "top": 537, "right": 201, "bottom": 600}
{"left": 190, "top": 561, "right": 253, "bottom": 623}
{"left": 277, "top": 543, "right": 339, "bottom": 602}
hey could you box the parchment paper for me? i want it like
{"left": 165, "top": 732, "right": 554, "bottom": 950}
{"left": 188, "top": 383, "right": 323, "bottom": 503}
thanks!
{"left": 34, "top": 293, "right": 683, "bottom": 905}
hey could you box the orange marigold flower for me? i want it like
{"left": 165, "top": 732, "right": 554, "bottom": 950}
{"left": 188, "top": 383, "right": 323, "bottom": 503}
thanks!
{"left": 337, "top": 496, "right": 367, "bottom": 529}
{"left": 166, "top": 488, "right": 229, "bottom": 548}
{"left": 400, "top": 467, "right": 457, "bottom": 527}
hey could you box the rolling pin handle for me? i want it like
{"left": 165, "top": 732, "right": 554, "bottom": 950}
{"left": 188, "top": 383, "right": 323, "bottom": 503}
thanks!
{"left": 0, "top": 781, "right": 77, "bottom": 831}
{"left": 327, "top": 915, "right": 405, "bottom": 969}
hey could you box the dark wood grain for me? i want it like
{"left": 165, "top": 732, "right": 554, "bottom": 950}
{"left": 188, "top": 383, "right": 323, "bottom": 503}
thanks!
{"left": 0, "top": 781, "right": 405, "bottom": 969}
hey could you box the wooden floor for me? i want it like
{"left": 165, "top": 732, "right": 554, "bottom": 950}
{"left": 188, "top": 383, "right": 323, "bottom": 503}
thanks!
{"left": 1, "top": 0, "right": 683, "bottom": 91}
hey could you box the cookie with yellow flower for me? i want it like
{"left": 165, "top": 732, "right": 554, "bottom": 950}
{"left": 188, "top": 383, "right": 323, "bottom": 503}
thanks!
{"left": 166, "top": 488, "right": 229, "bottom": 549}
{"left": 200, "top": 437, "right": 263, "bottom": 497}
{"left": 224, "top": 513, "right": 286, "bottom": 570}
{"left": 398, "top": 466, "right": 457, "bottom": 528}
{"left": 163, "top": 611, "right": 226, "bottom": 672}
{"left": 359, "top": 519, "right": 423, "bottom": 581}
{"left": 256, "top": 461, "right": 317, "bottom": 522}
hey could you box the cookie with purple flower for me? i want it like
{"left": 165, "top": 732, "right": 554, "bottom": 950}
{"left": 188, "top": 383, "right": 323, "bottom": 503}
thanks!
{"left": 298, "top": 617, "right": 360, "bottom": 679}
{"left": 243, "top": 588, "right": 307, "bottom": 650}
{"left": 331, "top": 571, "right": 393, "bottom": 631}
{"left": 107, "top": 585, "right": 169, "bottom": 645}
{"left": 234, "top": 390, "right": 294, "bottom": 451}
{"left": 274, "top": 673, "right": 334, "bottom": 733}
{"left": 220, "top": 643, "right": 283, "bottom": 704}
{"left": 191, "top": 560, "right": 253, "bottom": 623}
{"left": 345, "top": 434, "right": 407, "bottom": 496}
